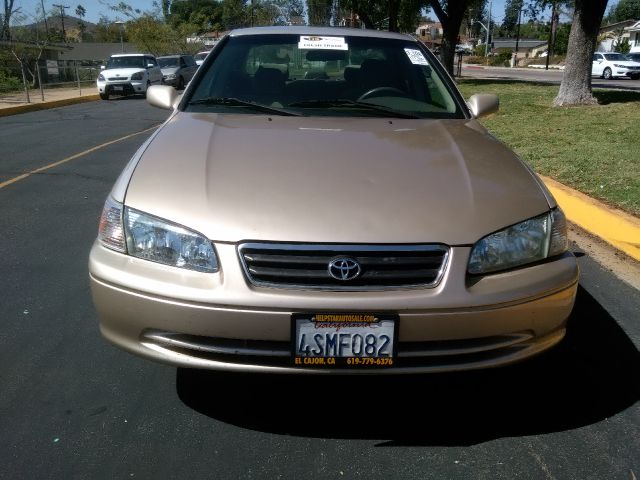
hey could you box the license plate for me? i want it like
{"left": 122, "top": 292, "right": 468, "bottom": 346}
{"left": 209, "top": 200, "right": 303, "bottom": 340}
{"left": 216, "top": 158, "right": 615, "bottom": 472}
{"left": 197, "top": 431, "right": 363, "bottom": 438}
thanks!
{"left": 112, "top": 85, "right": 123, "bottom": 91}
{"left": 292, "top": 313, "right": 397, "bottom": 368}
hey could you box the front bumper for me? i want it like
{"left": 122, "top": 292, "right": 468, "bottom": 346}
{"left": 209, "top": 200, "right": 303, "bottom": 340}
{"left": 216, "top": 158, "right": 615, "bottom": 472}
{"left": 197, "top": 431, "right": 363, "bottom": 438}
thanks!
{"left": 97, "top": 80, "right": 147, "bottom": 95}
{"left": 89, "top": 241, "right": 579, "bottom": 373}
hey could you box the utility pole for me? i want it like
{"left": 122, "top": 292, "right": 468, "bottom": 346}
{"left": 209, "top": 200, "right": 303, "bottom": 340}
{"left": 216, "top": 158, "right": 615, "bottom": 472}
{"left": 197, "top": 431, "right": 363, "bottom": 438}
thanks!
{"left": 486, "top": 0, "right": 492, "bottom": 57}
{"left": 40, "top": 0, "right": 50, "bottom": 40}
{"left": 52, "top": 4, "right": 69, "bottom": 42}
{"left": 545, "top": 1, "right": 558, "bottom": 71}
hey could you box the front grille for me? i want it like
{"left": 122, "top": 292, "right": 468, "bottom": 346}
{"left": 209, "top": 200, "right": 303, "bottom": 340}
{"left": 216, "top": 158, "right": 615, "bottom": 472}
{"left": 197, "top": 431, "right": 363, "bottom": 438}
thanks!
{"left": 107, "top": 77, "right": 128, "bottom": 81}
{"left": 238, "top": 243, "right": 449, "bottom": 290}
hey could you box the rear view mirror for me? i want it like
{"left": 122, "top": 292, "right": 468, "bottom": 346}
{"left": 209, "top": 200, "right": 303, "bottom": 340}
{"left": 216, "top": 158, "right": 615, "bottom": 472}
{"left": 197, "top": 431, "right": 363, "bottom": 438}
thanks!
{"left": 146, "top": 85, "right": 180, "bottom": 110}
{"left": 467, "top": 94, "right": 499, "bottom": 118}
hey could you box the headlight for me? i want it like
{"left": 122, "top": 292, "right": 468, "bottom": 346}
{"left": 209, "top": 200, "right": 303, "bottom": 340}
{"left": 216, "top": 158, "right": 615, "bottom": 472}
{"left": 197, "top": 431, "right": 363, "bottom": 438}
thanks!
{"left": 131, "top": 71, "right": 145, "bottom": 80}
{"left": 98, "top": 73, "right": 105, "bottom": 81}
{"left": 468, "top": 208, "right": 568, "bottom": 275}
{"left": 125, "top": 208, "right": 218, "bottom": 272}
{"left": 96, "top": 197, "right": 218, "bottom": 272}
{"left": 613, "top": 64, "right": 627, "bottom": 68}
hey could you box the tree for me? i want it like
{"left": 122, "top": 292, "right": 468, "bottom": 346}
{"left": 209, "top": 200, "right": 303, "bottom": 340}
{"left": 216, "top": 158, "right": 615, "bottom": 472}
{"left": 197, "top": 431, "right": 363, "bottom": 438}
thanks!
{"left": 2, "top": 0, "right": 17, "bottom": 40}
{"left": 605, "top": 0, "right": 640, "bottom": 23}
{"left": 75, "top": 4, "right": 86, "bottom": 41}
{"left": 427, "top": 0, "right": 473, "bottom": 74}
{"left": 554, "top": 0, "right": 609, "bottom": 106}
{"left": 502, "top": 0, "right": 524, "bottom": 36}
{"left": 307, "top": 0, "right": 333, "bottom": 25}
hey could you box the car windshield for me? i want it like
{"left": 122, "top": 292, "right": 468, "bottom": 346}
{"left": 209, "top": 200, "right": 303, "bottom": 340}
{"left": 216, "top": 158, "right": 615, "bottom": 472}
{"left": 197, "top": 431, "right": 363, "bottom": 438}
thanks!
{"left": 158, "top": 57, "right": 180, "bottom": 67}
{"left": 187, "top": 33, "right": 464, "bottom": 118}
{"left": 106, "top": 56, "right": 146, "bottom": 69}
{"left": 603, "top": 53, "right": 626, "bottom": 61}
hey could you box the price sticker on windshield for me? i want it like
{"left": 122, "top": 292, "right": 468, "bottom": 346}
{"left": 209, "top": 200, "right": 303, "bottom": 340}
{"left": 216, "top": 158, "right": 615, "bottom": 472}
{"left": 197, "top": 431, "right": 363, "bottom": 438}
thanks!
{"left": 299, "top": 36, "right": 348, "bottom": 50}
{"left": 405, "top": 48, "right": 429, "bottom": 65}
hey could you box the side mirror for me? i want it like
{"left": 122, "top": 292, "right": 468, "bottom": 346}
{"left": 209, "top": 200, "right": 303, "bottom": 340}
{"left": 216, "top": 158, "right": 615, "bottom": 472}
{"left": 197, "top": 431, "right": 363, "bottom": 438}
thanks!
{"left": 467, "top": 93, "right": 499, "bottom": 118}
{"left": 100, "top": 65, "right": 105, "bottom": 70}
{"left": 147, "top": 63, "right": 154, "bottom": 68}
{"left": 146, "top": 85, "right": 180, "bottom": 110}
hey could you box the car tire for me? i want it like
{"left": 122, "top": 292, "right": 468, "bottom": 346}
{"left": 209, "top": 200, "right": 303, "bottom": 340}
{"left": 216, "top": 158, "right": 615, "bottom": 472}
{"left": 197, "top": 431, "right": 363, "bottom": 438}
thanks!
{"left": 631, "top": 74, "right": 640, "bottom": 80}
{"left": 603, "top": 67, "right": 612, "bottom": 80}
{"left": 100, "top": 92, "right": 109, "bottom": 100}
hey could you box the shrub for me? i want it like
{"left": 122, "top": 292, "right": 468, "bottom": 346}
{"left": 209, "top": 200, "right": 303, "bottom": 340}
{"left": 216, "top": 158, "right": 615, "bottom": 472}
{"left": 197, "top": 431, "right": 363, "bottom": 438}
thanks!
{"left": 0, "top": 70, "right": 22, "bottom": 94}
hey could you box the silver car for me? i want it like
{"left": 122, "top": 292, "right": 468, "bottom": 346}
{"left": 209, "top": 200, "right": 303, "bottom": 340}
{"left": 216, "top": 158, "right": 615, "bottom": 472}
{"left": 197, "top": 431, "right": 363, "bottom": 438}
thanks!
{"left": 157, "top": 55, "right": 198, "bottom": 89}
{"left": 90, "top": 27, "right": 578, "bottom": 374}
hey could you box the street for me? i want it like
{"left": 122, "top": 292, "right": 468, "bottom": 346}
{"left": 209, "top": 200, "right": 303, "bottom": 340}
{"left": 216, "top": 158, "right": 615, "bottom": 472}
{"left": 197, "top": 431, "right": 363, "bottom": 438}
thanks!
{"left": 461, "top": 65, "right": 640, "bottom": 91}
{"left": 0, "top": 99, "right": 638, "bottom": 479}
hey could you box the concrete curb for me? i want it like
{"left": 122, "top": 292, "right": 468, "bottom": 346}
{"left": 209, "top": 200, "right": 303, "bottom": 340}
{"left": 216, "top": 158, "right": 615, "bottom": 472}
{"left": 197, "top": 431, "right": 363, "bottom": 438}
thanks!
{"left": 541, "top": 175, "right": 640, "bottom": 262}
{"left": 0, "top": 94, "right": 100, "bottom": 118}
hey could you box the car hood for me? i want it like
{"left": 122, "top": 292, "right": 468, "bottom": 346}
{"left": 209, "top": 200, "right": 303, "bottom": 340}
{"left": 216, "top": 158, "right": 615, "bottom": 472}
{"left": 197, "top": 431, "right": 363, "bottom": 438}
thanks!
{"left": 612, "top": 61, "right": 640, "bottom": 66}
{"left": 160, "top": 67, "right": 180, "bottom": 75}
{"left": 125, "top": 113, "right": 551, "bottom": 244}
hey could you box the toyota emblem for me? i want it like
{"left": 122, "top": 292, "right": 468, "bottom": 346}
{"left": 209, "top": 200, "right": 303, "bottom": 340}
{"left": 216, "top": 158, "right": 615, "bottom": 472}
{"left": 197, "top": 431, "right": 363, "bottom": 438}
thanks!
{"left": 328, "top": 257, "right": 361, "bottom": 281}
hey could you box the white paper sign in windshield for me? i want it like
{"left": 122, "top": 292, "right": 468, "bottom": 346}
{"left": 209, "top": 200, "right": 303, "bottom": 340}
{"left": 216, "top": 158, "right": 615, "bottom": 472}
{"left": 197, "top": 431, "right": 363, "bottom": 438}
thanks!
{"left": 299, "top": 36, "right": 348, "bottom": 50}
{"left": 404, "top": 48, "right": 429, "bottom": 65}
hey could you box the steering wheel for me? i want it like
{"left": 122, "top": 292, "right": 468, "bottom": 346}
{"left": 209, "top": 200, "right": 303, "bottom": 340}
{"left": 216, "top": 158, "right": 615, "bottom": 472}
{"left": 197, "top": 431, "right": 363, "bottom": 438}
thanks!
{"left": 357, "top": 87, "right": 407, "bottom": 101}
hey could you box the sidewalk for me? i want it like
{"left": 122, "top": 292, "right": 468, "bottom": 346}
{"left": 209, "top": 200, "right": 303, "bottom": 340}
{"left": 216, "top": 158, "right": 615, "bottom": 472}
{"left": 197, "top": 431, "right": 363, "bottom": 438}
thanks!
{"left": 1, "top": 87, "right": 638, "bottom": 262}
{"left": 0, "top": 86, "right": 99, "bottom": 117}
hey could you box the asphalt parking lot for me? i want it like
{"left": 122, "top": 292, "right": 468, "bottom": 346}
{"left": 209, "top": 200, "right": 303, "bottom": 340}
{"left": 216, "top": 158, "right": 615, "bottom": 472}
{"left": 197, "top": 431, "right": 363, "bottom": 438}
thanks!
{"left": 0, "top": 98, "right": 638, "bottom": 479}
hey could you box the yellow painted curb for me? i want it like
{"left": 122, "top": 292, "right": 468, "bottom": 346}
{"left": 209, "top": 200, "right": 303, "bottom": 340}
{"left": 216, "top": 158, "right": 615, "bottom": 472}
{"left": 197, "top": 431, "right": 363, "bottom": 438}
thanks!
{"left": 541, "top": 175, "right": 640, "bottom": 261}
{"left": 0, "top": 94, "right": 100, "bottom": 117}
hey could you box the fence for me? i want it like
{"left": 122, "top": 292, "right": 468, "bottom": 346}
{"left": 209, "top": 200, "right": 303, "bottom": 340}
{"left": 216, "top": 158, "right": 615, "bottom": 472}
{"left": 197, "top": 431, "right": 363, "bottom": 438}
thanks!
{"left": 0, "top": 60, "right": 101, "bottom": 104}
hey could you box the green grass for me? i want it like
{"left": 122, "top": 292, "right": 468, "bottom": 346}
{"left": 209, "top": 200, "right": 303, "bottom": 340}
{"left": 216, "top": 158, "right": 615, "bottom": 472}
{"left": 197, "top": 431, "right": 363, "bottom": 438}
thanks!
{"left": 457, "top": 79, "right": 640, "bottom": 216}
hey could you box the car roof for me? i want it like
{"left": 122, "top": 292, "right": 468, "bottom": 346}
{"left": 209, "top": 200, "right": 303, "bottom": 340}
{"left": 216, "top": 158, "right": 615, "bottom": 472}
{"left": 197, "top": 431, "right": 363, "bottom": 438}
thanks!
{"left": 157, "top": 55, "right": 183, "bottom": 58}
{"left": 228, "top": 26, "right": 416, "bottom": 42}
{"left": 110, "top": 53, "right": 154, "bottom": 58}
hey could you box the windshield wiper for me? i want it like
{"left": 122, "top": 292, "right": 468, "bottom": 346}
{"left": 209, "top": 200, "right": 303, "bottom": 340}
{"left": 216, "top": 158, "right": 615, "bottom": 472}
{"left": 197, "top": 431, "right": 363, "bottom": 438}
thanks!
{"left": 287, "top": 99, "right": 420, "bottom": 119}
{"left": 188, "top": 97, "right": 301, "bottom": 116}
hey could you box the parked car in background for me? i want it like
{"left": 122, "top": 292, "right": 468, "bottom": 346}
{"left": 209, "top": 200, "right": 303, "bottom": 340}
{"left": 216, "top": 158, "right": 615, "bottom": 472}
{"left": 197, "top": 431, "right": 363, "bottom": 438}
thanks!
{"left": 157, "top": 54, "right": 198, "bottom": 89}
{"left": 194, "top": 50, "right": 210, "bottom": 66}
{"left": 625, "top": 52, "right": 640, "bottom": 64}
{"left": 592, "top": 52, "right": 640, "bottom": 80}
{"left": 90, "top": 26, "right": 578, "bottom": 375}
{"left": 96, "top": 54, "right": 163, "bottom": 100}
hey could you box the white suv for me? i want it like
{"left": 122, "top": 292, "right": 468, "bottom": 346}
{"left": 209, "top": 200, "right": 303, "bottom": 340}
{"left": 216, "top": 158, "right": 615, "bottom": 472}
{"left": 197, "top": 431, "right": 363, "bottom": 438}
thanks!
{"left": 97, "top": 54, "right": 163, "bottom": 100}
{"left": 592, "top": 52, "right": 640, "bottom": 80}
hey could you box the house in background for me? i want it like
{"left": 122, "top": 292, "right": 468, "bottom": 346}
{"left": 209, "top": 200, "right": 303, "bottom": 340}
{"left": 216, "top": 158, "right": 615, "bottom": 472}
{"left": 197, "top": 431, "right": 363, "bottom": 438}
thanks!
{"left": 626, "top": 20, "right": 640, "bottom": 52}
{"left": 491, "top": 38, "right": 548, "bottom": 61}
{"left": 598, "top": 19, "right": 637, "bottom": 52}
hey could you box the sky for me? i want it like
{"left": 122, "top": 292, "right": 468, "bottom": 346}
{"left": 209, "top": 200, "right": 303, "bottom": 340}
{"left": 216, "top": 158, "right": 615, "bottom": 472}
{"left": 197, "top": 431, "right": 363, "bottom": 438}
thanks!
{"left": 15, "top": 0, "right": 615, "bottom": 28}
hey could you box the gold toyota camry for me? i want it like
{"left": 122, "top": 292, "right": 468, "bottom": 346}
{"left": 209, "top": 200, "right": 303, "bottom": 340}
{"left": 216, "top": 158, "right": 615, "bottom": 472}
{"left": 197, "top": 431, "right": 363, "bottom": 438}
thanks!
{"left": 89, "top": 27, "right": 579, "bottom": 373}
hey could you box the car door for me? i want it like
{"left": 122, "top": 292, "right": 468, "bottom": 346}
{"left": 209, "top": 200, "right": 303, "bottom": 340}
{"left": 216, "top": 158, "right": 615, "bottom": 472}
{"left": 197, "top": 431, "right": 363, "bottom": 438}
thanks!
{"left": 182, "top": 55, "right": 197, "bottom": 82}
{"left": 592, "top": 54, "right": 604, "bottom": 76}
{"left": 147, "top": 56, "right": 162, "bottom": 84}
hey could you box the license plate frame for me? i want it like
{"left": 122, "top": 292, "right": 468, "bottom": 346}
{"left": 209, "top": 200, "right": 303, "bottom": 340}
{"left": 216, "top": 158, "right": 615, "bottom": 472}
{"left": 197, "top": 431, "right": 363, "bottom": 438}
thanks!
{"left": 112, "top": 85, "right": 124, "bottom": 91}
{"left": 291, "top": 313, "right": 398, "bottom": 368}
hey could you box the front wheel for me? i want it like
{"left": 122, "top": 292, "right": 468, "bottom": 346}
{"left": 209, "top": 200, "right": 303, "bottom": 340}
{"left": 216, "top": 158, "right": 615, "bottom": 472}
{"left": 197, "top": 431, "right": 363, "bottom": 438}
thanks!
{"left": 603, "top": 67, "right": 613, "bottom": 80}
{"left": 100, "top": 92, "right": 109, "bottom": 100}
{"left": 630, "top": 73, "right": 640, "bottom": 80}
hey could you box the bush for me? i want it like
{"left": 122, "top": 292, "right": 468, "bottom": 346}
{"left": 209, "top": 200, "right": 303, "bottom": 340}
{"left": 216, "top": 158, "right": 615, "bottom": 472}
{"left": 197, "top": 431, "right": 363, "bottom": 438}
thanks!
{"left": 0, "top": 70, "right": 22, "bottom": 94}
